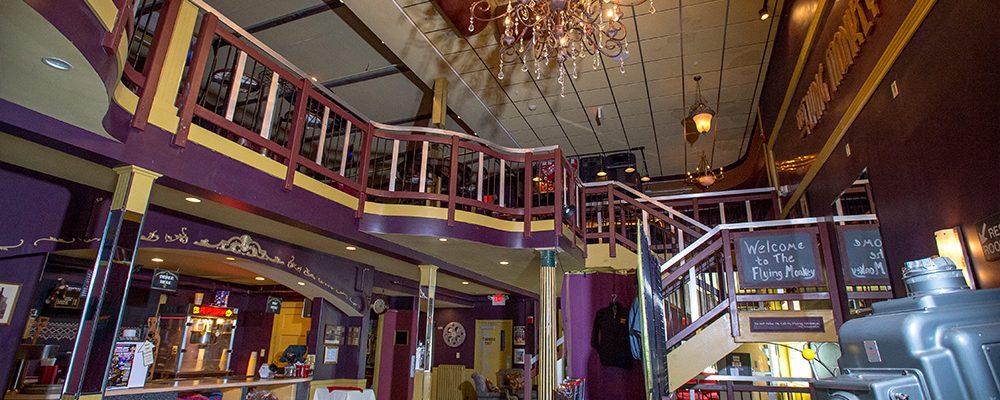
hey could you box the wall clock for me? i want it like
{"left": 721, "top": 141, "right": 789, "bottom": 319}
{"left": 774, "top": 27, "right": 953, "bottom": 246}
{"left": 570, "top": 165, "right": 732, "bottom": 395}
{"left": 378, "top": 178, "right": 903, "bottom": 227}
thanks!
{"left": 442, "top": 321, "right": 466, "bottom": 348}
{"left": 371, "top": 298, "right": 388, "bottom": 315}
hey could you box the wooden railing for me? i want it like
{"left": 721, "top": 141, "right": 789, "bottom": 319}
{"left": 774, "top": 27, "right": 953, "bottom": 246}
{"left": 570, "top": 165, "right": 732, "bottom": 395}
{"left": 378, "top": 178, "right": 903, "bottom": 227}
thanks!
{"left": 678, "top": 375, "right": 815, "bottom": 400}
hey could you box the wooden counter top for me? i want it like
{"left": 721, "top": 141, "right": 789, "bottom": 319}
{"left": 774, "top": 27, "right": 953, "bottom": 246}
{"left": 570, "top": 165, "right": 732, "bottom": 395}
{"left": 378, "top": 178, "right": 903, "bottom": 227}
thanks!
{"left": 104, "top": 376, "right": 312, "bottom": 396}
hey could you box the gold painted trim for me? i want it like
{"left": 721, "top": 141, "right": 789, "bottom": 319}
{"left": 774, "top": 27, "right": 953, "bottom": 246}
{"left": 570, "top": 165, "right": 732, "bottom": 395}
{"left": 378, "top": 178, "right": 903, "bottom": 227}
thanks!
{"left": 371, "top": 314, "right": 386, "bottom": 396}
{"left": 309, "top": 378, "right": 367, "bottom": 391}
{"left": 83, "top": 0, "right": 117, "bottom": 31}
{"left": 781, "top": 0, "right": 938, "bottom": 217}
{"left": 767, "top": 0, "right": 831, "bottom": 151}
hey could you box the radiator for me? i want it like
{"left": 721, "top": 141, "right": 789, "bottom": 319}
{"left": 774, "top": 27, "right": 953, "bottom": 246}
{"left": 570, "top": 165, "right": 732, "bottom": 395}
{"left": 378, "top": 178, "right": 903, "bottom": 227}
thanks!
{"left": 433, "top": 364, "right": 467, "bottom": 400}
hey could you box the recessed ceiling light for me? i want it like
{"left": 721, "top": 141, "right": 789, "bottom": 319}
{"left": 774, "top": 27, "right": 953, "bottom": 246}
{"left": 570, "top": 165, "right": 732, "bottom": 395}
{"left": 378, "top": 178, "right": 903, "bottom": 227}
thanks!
{"left": 151, "top": 257, "right": 164, "bottom": 263}
{"left": 254, "top": 276, "right": 266, "bottom": 281}
{"left": 310, "top": 76, "right": 318, "bottom": 82}
{"left": 297, "top": 281, "right": 306, "bottom": 286}
{"left": 461, "top": 281, "right": 470, "bottom": 285}
{"left": 184, "top": 197, "right": 202, "bottom": 203}
{"left": 527, "top": 104, "right": 538, "bottom": 111}
{"left": 225, "top": 257, "right": 236, "bottom": 261}
{"left": 499, "top": 261, "right": 509, "bottom": 265}
{"left": 346, "top": 246, "right": 357, "bottom": 251}
{"left": 439, "top": 238, "right": 448, "bottom": 242}
{"left": 41, "top": 57, "right": 72, "bottom": 71}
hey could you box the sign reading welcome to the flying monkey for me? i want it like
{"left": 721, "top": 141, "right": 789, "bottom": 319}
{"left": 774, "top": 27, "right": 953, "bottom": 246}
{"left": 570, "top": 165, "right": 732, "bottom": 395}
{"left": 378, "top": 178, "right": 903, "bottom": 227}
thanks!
{"left": 735, "top": 229, "right": 825, "bottom": 288}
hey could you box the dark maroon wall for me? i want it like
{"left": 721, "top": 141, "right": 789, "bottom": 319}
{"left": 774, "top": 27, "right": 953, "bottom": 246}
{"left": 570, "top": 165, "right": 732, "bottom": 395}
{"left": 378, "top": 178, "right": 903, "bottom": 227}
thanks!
{"left": 561, "top": 273, "right": 643, "bottom": 400}
{"left": 793, "top": 0, "right": 1000, "bottom": 290}
{"left": 376, "top": 309, "right": 415, "bottom": 400}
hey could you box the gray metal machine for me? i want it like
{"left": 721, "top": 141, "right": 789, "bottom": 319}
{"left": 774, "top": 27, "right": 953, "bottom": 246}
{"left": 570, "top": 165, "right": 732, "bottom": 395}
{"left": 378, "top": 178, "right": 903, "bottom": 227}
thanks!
{"left": 814, "top": 257, "right": 1000, "bottom": 399}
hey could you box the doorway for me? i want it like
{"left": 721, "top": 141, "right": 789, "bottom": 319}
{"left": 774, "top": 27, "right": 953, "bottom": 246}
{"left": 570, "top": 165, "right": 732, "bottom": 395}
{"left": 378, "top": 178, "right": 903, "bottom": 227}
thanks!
{"left": 474, "top": 320, "right": 513, "bottom": 381}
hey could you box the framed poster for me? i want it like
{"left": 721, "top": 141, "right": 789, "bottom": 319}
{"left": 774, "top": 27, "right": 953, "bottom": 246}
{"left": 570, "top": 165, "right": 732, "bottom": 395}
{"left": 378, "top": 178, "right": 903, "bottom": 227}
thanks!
{"left": 0, "top": 282, "right": 21, "bottom": 325}
{"left": 324, "top": 325, "right": 344, "bottom": 345}
{"left": 347, "top": 326, "right": 361, "bottom": 346}
{"left": 513, "top": 348, "right": 525, "bottom": 365}
{"left": 323, "top": 346, "right": 339, "bottom": 364}
{"left": 513, "top": 326, "right": 526, "bottom": 346}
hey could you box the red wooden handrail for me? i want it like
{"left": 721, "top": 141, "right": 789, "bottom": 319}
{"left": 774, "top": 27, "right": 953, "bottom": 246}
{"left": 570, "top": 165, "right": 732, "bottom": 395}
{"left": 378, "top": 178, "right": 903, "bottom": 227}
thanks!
{"left": 174, "top": 12, "right": 218, "bottom": 146}
{"left": 102, "top": 0, "right": 134, "bottom": 54}
{"left": 283, "top": 78, "right": 310, "bottom": 191}
{"left": 132, "top": 0, "right": 182, "bottom": 131}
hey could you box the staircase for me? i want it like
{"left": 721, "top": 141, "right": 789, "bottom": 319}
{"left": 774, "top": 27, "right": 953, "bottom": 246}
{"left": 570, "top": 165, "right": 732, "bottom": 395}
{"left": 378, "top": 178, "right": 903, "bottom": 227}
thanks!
{"left": 579, "top": 182, "right": 889, "bottom": 394}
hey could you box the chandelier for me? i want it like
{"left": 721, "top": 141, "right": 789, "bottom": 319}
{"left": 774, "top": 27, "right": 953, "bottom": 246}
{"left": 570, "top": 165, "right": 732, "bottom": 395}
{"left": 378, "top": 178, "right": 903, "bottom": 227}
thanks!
{"left": 469, "top": 0, "right": 656, "bottom": 97}
{"left": 686, "top": 152, "right": 724, "bottom": 188}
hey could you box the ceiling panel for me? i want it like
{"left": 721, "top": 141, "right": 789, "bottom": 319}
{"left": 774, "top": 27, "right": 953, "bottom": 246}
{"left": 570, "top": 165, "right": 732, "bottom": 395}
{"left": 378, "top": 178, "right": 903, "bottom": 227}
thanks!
{"left": 333, "top": 74, "right": 427, "bottom": 122}
{"left": 207, "top": 0, "right": 324, "bottom": 27}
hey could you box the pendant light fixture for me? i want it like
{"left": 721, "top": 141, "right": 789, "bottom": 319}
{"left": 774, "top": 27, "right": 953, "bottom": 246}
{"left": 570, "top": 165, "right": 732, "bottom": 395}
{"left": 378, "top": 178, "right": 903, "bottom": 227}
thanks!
{"left": 596, "top": 154, "right": 608, "bottom": 178}
{"left": 625, "top": 165, "right": 636, "bottom": 174}
{"left": 686, "top": 152, "right": 724, "bottom": 188}
{"left": 686, "top": 75, "right": 715, "bottom": 135}
{"left": 759, "top": 0, "right": 771, "bottom": 20}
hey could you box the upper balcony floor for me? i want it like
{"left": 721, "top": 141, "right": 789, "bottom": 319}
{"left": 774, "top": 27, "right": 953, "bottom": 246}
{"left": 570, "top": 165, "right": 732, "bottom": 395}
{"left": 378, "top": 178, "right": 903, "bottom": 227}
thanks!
{"left": 0, "top": 0, "right": 848, "bottom": 301}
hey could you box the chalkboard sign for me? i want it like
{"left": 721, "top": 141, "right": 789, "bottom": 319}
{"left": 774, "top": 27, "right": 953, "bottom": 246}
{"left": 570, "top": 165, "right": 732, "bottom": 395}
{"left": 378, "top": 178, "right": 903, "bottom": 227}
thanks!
{"left": 977, "top": 212, "right": 1000, "bottom": 262}
{"left": 734, "top": 228, "right": 825, "bottom": 289}
{"left": 838, "top": 225, "right": 890, "bottom": 285}
{"left": 151, "top": 269, "right": 179, "bottom": 292}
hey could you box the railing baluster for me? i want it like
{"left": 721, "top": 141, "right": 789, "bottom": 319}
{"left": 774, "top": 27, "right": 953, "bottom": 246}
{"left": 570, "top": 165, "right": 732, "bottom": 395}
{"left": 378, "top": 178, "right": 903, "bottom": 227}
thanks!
{"left": 477, "top": 153, "right": 484, "bottom": 202}
{"left": 447, "top": 137, "right": 460, "bottom": 225}
{"left": 607, "top": 184, "right": 615, "bottom": 257}
{"left": 745, "top": 199, "right": 754, "bottom": 232}
{"left": 418, "top": 141, "right": 429, "bottom": 193}
{"left": 499, "top": 159, "right": 506, "bottom": 208}
{"left": 224, "top": 51, "right": 247, "bottom": 120}
{"left": 339, "top": 120, "right": 352, "bottom": 176}
{"left": 314, "top": 107, "right": 329, "bottom": 165}
{"left": 388, "top": 139, "right": 400, "bottom": 192}
{"left": 523, "top": 152, "right": 533, "bottom": 238}
{"left": 258, "top": 71, "right": 280, "bottom": 141}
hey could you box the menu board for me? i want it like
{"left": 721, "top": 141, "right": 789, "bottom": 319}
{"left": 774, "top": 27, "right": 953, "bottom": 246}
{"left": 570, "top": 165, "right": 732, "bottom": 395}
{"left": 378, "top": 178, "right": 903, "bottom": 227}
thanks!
{"left": 838, "top": 225, "right": 890, "bottom": 285}
{"left": 734, "top": 229, "right": 825, "bottom": 289}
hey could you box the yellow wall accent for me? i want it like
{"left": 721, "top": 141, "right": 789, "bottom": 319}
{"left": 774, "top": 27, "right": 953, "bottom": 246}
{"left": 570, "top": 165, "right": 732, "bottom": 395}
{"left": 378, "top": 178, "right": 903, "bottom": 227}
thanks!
{"left": 364, "top": 202, "right": 554, "bottom": 233}
{"left": 83, "top": 0, "right": 117, "bottom": 31}
{"left": 584, "top": 244, "right": 639, "bottom": 271}
{"left": 780, "top": 0, "right": 938, "bottom": 217}
{"left": 268, "top": 301, "right": 311, "bottom": 365}
{"left": 110, "top": 165, "right": 162, "bottom": 214}
{"left": 147, "top": 1, "right": 198, "bottom": 130}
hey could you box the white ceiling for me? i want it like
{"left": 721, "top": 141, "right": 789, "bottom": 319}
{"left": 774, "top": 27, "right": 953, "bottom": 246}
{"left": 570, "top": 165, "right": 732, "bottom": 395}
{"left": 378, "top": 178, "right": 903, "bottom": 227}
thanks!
{"left": 202, "top": 0, "right": 783, "bottom": 177}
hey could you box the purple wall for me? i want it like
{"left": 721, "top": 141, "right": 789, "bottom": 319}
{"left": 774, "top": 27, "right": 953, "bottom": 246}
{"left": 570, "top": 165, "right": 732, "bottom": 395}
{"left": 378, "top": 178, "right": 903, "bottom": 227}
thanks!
{"left": 432, "top": 300, "right": 534, "bottom": 370}
{"left": 561, "top": 273, "right": 643, "bottom": 400}
{"left": 310, "top": 297, "right": 369, "bottom": 380}
{"left": 0, "top": 255, "right": 48, "bottom": 390}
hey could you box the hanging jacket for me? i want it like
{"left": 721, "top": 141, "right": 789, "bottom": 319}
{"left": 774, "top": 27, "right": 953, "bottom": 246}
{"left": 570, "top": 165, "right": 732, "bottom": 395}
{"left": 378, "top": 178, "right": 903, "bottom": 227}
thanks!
{"left": 591, "top": 301, "right": 633, "bottom": 369}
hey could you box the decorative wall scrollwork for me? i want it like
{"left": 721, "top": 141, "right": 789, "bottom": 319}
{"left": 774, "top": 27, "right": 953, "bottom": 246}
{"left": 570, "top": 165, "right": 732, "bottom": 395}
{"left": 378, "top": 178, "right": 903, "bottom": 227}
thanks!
{"left": 0, "top": 239, "right": 24, "bottom": 251}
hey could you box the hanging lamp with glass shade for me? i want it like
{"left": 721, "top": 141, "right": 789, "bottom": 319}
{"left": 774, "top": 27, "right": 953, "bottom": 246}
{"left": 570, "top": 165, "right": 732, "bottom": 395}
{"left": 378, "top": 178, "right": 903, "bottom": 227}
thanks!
{"left": 685, "top": 152, "right": 724, "bottom": 188}
{"left": 596, "top": 154, "right": 608, "bottom": 178}
{"left": 686, "top": 75, "right": 716, "bottom": 135}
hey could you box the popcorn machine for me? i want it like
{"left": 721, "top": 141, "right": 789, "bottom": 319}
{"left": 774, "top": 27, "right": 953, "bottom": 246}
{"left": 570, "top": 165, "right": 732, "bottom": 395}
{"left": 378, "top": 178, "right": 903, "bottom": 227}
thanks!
{"left": 154, "top": 304, "right": 238, "bottom": 379}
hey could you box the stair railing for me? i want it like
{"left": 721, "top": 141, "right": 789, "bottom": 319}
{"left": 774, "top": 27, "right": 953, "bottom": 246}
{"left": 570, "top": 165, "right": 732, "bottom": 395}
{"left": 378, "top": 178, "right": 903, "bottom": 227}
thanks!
{"left": 657, "top": 215, "right": 880, "bottom": 352}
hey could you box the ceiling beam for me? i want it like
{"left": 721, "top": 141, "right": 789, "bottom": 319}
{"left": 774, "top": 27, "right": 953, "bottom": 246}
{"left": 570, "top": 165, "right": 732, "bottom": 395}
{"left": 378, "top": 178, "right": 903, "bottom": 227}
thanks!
{"left": 244, "top": 3, "right": 340, "bottom": 34}
{"left": 321, "top": 64, "right": 411, "bottom": 88}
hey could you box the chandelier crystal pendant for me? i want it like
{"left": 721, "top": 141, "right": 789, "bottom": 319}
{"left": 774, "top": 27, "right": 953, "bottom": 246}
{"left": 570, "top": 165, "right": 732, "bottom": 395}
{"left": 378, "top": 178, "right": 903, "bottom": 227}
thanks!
{"left": 470, "top": 0, "right": 655, "bottom": 97}
{"left": 686, "top": 152, "right": 724, "bottom": 188}
{"left": 687, "top": 75, "right": 716, "bottom": 134}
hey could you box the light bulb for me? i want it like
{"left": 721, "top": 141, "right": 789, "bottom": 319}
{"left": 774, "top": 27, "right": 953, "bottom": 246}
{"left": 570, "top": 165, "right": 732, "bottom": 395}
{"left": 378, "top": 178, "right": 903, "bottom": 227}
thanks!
{"left": 693, "top": 112, "right": 713, "bottom": 134}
